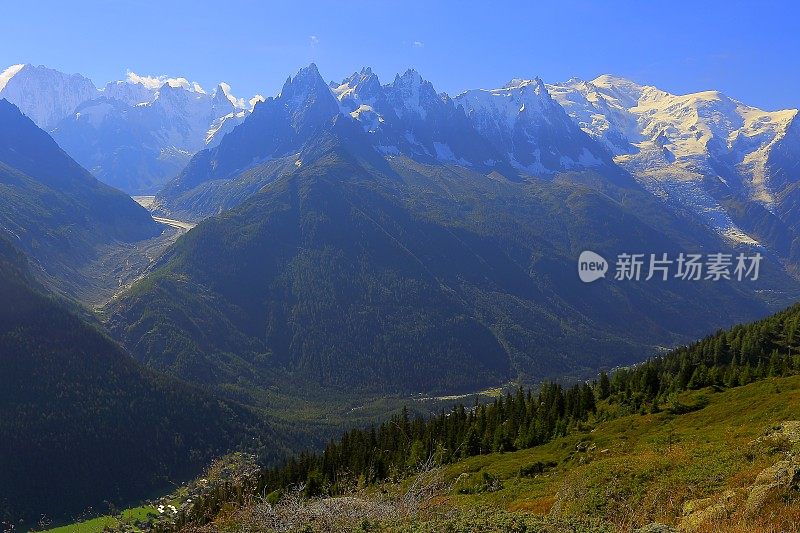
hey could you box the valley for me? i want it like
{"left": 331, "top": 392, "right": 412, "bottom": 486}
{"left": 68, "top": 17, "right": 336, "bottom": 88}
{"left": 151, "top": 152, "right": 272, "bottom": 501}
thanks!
{"left": 43, "top": 308, "right": 800, "bottom": 532}
{"left": 132, "top": 196, "right": 197, "bottom": 231}
{"left": 0, "top": 29, "right": 798, "bottom": 530}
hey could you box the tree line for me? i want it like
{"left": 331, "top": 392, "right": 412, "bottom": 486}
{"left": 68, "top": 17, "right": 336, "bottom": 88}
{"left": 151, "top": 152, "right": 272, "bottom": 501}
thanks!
{"left": 155, "top": 302, "right": 800, "bottom": 530}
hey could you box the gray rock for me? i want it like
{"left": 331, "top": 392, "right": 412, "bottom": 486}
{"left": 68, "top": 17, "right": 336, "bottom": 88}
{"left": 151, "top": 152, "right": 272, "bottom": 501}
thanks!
{"left": 745, "top": 458, "right": 800, "bottom": 515}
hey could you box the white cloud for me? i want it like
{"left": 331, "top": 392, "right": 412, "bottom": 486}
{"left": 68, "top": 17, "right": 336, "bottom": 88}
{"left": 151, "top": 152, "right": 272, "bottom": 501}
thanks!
{"left": 310, "top": 35, "right": 319, "bottom": 46}
{"left": 165, "top": 77, "right": 192, "bottom": 90}
{"left": 126, "top": 70, "right": 205, "bottom": 93}
{"left": 125, "top": 71, "right": 163, "bottom": 90}
{"left": 412, "top": 41, "right": 424, "bottom": 48}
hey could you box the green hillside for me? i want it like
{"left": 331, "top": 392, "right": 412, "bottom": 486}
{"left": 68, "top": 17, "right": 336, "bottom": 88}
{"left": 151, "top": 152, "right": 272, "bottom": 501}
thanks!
{"left": 106, "top": 123, "right": 798, "bottom": 402}
{"left": 0, "top": 236, "right": 282, "bottom": 528}
{"left": 55, "top": 301, "right": 800, "bottom": 533}
{"left": 0, "top": 99, "right": 161, "bottom": 300}
{"left": 49, "top": 376, "right": 800, "bottom": 533}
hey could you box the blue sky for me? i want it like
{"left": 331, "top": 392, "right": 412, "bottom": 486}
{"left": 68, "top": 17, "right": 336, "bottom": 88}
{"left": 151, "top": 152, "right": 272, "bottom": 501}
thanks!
{"left": 1, "top": 0, "right": 797, "bottom": 110}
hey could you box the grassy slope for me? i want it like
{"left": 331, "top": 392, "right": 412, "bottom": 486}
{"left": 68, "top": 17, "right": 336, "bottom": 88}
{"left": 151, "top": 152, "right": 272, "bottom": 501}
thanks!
{"left": 437, "top": 376, "right": 800, "bottom": 531}
{"left": 49, "top": 376, "right": 800, "bottom": 532}
{"left": 42, "top": 507, "right": 157, "bottom": 533}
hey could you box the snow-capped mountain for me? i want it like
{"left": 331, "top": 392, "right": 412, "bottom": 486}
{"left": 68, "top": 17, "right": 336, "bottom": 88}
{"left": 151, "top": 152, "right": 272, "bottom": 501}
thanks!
{"left": 101, "top": 79, "right": 156, "bottom": 107}
{"left": 4, "top": 62, "right": 798, "bottom": 260}
{"left": 333, "top": 67, "right": 502, "bottom": 165}
{"left": 160, "top": 63, "right": 515, "bottom": 215}
{"left": 454, "top": 78, "right": 611, "bottom": 173}
{"left": 0, "top": 63, "right": 259, "bottom": 194}
{"left": 51, "top": 80, "right": 254, "bottom": 194}
{"left": 0, "top": 64, "right": 98, "bottom": 130}
{"left": 548, "top": 76, "right": 800, "bottom": 252}
{"left": 158, "top": 63, "right": 340, "bottom": 201}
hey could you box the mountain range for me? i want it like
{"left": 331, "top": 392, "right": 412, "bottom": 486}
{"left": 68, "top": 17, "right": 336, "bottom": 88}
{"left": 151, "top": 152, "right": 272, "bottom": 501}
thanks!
{"left": 548, "top": 76, "right": 800, "bottom": 264}
{"left": 102, "top": 65, "right": 800, "bottom": 399}
{"left": 1, "top": 60, "right": 799, "bottom": 526}
{"left": 146, "top": 65, "right": 800, "bottom": 270}
{"left": 2, "top": 61, "right": 798, "bottom": 393}
{"left": 4, "top": 62, "right": 797, "bottom": 261}
{"left": 0, "top": 64, "right": 262, "bottom": 194}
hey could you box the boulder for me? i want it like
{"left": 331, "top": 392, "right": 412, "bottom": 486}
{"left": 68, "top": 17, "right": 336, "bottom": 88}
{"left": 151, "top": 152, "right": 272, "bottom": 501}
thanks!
{"left": 680, "top": 489, "right": 737, "bottom": 532}
{"left": 745, "top": 458, "right": 800, "bottom": 515}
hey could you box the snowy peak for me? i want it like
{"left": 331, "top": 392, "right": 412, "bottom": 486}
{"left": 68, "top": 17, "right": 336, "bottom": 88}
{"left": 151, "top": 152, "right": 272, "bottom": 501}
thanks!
{"left": 455, "top": 76, "right": 609, "bottom": 173}
{"left": 0, "top": 64, "right": 25, "bottom": 92}
{"left": 213, "top": 82, "right": 247, "bottom": 110}
{"left": 0, "top": 62, "right": 258, "bottom": 141}
{"left": 333, "top": 67, "right": 383, "bottom": 105}
{"left": 551, "top": 74, "right": 799, "bottom": 190}
{"left": 503, "top": 76, "right": 547, "bottom": 92}
{"left": 393, "top": 68, "right": 425, "bottom": 88}
{"left": 277, "top": 64, "right": 341, "bottom": 133}
{"left": 547, "top": 77, "right": 642, "bottom": 155}
{"left": 385, "top": 68, "right": 440, "bottom": 119}
{"left": 458, "top": 76, "right": 559, "bottom": 119}
{"left": 331, "top": 67, "right": 388, "bottom": 134}
{"left": 34, "top": 65, "right": 258, "bottom": 194}
{"left": 588, "top": 74, "right": 645, "bottom": 107}
{"left": 275, "top": 63, "right": 339, "bottom": 123}
{"left": 0, "top": 64, "right": 98, "bottom": 130}
{"left": 549, "top": 74, "right": 800, "bottom": 246}
{"left": 280, "top": 63, "right": 333, "bottom": 106}
{"left": 101, "top": 79, "right": 155, "bottom": 106}
{"left": 338, "top": 67, "right": 378, "bottom": 89}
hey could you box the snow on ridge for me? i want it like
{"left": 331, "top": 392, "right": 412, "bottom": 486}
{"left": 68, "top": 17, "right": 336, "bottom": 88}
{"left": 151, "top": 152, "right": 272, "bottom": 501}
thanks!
{"left": 123, "top": 71, "right": 253, "bottom": 111}
{"left": 217, "top": 82, "right": 246, "bottom": 109}
{"left": 387, "top": 69, "right": 431, "bottom": 120}
{"left": 455, "top": 77, "right": 557, "bottom": 131}
{"left": 206, "top": 109, "right": 248, "bottom": 147}
{"left": 549, "top": 74, "right": 798, "bottom": 182}
{"left": 0, "top": 64, "right": 98, "bottom": 130}
{"left": 0, "top": 64, "right": 25, "bottom": 93}
{"left": 549, "top": 74, "right": 799, "bottom": 242}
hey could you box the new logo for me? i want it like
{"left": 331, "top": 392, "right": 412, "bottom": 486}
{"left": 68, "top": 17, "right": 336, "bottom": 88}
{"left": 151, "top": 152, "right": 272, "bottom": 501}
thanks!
{"left": 578, "top": 251, "right": 608, "bottom": 283}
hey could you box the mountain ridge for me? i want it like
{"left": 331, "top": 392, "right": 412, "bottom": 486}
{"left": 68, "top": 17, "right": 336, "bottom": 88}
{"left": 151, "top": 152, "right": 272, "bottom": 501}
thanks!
{"left": 107, "top": 108, "right": 799, "bottom": 399}
{"left": 0, "top": 233, "right": 277, "bottom": 527}
{"left": 547, "top": 75, "right": 800, "bottom": 261}
{"left": 0, "top": 63, "right": 262, "bottom": 194}
{"left": 0, "top": 98, "right": 161, "bottom": 298}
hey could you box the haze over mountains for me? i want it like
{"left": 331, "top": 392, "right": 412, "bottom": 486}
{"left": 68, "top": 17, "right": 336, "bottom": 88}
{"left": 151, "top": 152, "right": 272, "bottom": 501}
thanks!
{"left": 549, "top": 76, "right": 800, "bottom": 262}
{"left": 2, "top": 64, "right": 799, "bottom": 385}
{"left": 105, "top": 65, "right": 799, "bottom": 397}
{"left": 0, "top": 230, "right": 285, "bottom": 524}
{"left": 0, "top": 64, "right": 263, "bottom": 194}
{"left": 0, "top": 99, "right": 161, "bottom": 299}
{"left": 0, "top": 59, "right": 799, "bottom": 526}
{"left": 3, "top": 61, "right": 797, "bottom": 260}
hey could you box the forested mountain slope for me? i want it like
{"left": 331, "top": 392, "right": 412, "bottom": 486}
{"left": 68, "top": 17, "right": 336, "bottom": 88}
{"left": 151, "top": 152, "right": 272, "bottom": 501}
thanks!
{"left": 107, "top": 114, "right": 798, "bottom": 400}
{"left": 0, "top": 235, "right": 274, "bottom": 527}
{"left": 0, "top": 99, "right": 160, "bottom": 298}
{"left": 82, "top": 299, "right": 800, "bottom": 533}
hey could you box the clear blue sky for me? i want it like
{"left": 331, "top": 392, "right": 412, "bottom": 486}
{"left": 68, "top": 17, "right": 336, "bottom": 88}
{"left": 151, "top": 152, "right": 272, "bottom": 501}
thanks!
{"left": 1, "top": 0, "right": 797, "bottom": 110}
